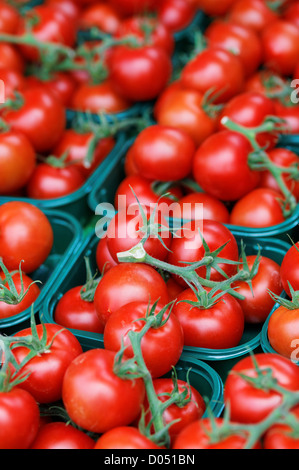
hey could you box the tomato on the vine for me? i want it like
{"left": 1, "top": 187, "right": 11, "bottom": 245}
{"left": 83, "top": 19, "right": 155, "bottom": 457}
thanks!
{"left": 30, "top": 422, "right": 95, "bottom": 450}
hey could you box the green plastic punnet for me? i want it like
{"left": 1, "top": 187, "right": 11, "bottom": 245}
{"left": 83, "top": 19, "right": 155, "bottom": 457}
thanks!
{"left": 0, "top": 209, "right": 83, "bottom": 334}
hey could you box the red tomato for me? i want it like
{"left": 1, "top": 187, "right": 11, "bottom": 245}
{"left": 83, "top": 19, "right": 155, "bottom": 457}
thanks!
{"left": 0, "top": 270, "right": 40, "bottom": 320}
{"left": 141, "top": 377, "right": 206, "bottom": 443}
{"left": 193, "top": 0, "right": 238, "bottom": 16}
{"left": 181, "top": 48, "right": 245, "bottom": 104}
{"left": 104, "top": 301, "right": 184, "bottom": 378}
{"left": 96, "top": 236, "right": 118, "bottom": 274}
{"left": 172, "top": 287, "right": 244, "bottom": 348}
{"left": 263, "top": 406, "right": 299, "bottom": 449}
{"left": 80, "top": 3, "right": 121, "bottom": 34}
{"left": 62, "top": 348, "right": 145, "bottom": 433}
{"left": 166, "top": 277, "right": 185, "bottom": 301}
{"left": 11, "top": 323, "right": 83, "bottom": 404}
{"left": 70, "top": 80, "right": 132, "bottom": 114}
{"left": 173, "top": 417, "right": 261, "bottom": 449}
{"left": 94, "top": 426, "right": 163, "bottom": 449}
{"left": 4, "top": 87, "right": 66, "bottom": 153}
{"left": 172, "top": 192, "right": 230, "bottom": 224}
{"left": 106, "top": 0, "right": 159, "bottom": 17}
{"left": 54, "top": 286, "right": 104, "bottom": 334}
{"left": 261, "top": 20, "right": 299, "bottom": 76}
{"left": 227, "top": 0, "right": 279, "bottom": 34}
{"left": 157, "top": 0, "right": 196, "bottom": 33}
{"left": 229, "top": 188, "right": 285, "bottom": 228}
{"left": 224, "top": 353, "right": 299, "bottom": 424}
{"left": 280, "top": 242, "right": 299, "bottom": 297}
{"left": 232, "top": 255, "right": 282, "bottom": 324}
{"left": 273, "top": 100, "right": 299, "bottom": 135}
{"left": 0, "top": 201, "right": 54, "bottom": 273}
{"left": 25, "top": 72, "right": 78, "bottom": 107}
{"left": 283, "top": 2, "right": 299, "bottom": 30}
{"left": 268, "top": 306, "right": 299, "bottom": 360}
{"left": 205, "top": 20, "right": 263, "bottom": 77}
{"left": 192, "top": 130, "right": 260, "bottom": 201}
{"left": 0, "top": 130, "right": 36, "bottom": 195}
{"left": 30, "top": 422, "right": 95, "bottom": 449}
{"left": 26, "top": 163, "right": 86, "bottom": 200}
{"left": 93, "top": 263, "right": 169, "bottom": 326}
{"left": 0, "top": 1, "right": 20, "bottom": 34}
{"left": 129, "top": 125, "right": 196, "bottom": 182}
{"left": 45, "top": 0, "right": 81, "bottom": 22}
{"left": 108, "top": 45, "right": 172, "bottom": 102}
{"left": 0, "top": 68, "right": 26, "bottom": 100}
{"left": 0, "top": 388, "right": 40, "bottom": 449}
{"left": 0, "top": 43, "right": 25, "bottom": 73}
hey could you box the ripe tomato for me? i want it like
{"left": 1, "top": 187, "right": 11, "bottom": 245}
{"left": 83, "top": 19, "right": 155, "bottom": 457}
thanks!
{"left": 80, "top": 2, "right": 122, "bottom": 34}
{"left": 229, "top": 188, "right": 285, "bottom": 228}
{"left": 4, "top": 87, "right": 66, "bottom": 153}
{"left": 273, "top": 100, "right": 299, "bottom": 135}
{"left": 45, "top": 0, "right": 81, "bottom": 22}
{"left": 30, "top": 422, "right": 95, "bottom": 449}
{"left": 232, "top": 255, "right": 282, "bottom": 324}
{"left": 104, "top": 301, "right": 184, "bottom": 378}
{"left": 261, "top": 20, "right": 299, "bottom": 76}
{"left": 0, "top": 130, "right": 36, "bottom": 195}
{"left": 227, "top": 0, "right": 279, "bottom": 35}
{"left": 96, "top": 236, "right": 118, "bottom": 274}
{"left": 172, "top": 287, "right": 244, "bottom": 348}
{"left": 54, "top": 286, "right": 104, "bottom": 334}
{"left": 268, "top": 305, "right": 299, "bottom": 360}
{"left": 193, "top": 0, "right": 238, "bottom": 16}
{"left": 94, "top": 426, "right": 163, "bottom": 449}
{"left": 0, "top": 388, "right": 40, "bottom": 449}
{"left": 62, "top": 348, "right": 145, "bottom": 433}
{"left": 181, "top": 48, "right": 245, "bottom": 104}
{"left": 0, "top": 270, "right": 40, "bottom": 320}
{"left": 192, "top": 130, "right": 260, "bottom": 202}
{"left": 0, "top": 201, "right": 54, "bottom": 273}
{"left": 172, "top": 192, "right": 230, "bottom": 224}
{"left": 108, "top": 45, "right": 172, "bottom": 102}
{"left": 205, "top": 20, "right": 263, "bottom": 77}
{"left": 107, "top": 0, "right": 159, "bottom": 17}
{"left": 93, "top": 263, "right": 169, "bottom": 326}
{"left": 172, "top": 417, "right": 261, "bottom": 449}
{"left": 0, "top": 43, "right": 25, "bottom": 73}
{"left": 224, "top": 353, "right": 299, "bottom": 424}
{"left": 11, "top": 323, "right": 83, "bottom": 404}
{"left": 166, "top": 277, "right": 185, "bottom": 301}
{"left": 263, "top": 406, "right": 299, "bottom": 449}
{"left": 157, "top": 0, "right": 196, "bottom": 33}
{"left": 129, "top": 125, "right": 196, "bottom": 182}
{"left": 141, "top": 377, "right": 206, "bottom": 444}
{"left": 26, "top": 163, "right": 86, "bottom": 199}
{"left": 0, "top": 68, "right": 26, "bottom": 100}
{"left": 25, "top": 72, "right": 78, "bottom": 107}
{"left": 70, "top": 79, "right": 132, "bottom": 114}
{"left": 283, "top": 2, "right": 299, "bottom": 30}
{"left": 0, "top": 1, "right": 20, "bottom": 34}
{"left": 280, "top": 242, "right": 299, "bottom": 297}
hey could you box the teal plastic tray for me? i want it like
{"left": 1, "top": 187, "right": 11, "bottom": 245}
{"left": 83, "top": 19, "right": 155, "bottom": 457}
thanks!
{"left": 0, "top": 208, "right": 83, "bottom": 335}
{"left": 0, "top": 133, "right": 126, "bottom": 226}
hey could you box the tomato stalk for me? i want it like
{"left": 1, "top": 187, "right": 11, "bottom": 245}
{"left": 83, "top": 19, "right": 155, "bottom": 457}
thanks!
{"left": 80, "top": 257, "right": 102, "bottom": 302}
{"left": 0, "top": 259, "right": 41, "bottom": 306}
{"left": 221, "top": 115, "right": 298, "bottom": 216}
{"left": 268, "top": 282, "right": 299, "bottom": 310}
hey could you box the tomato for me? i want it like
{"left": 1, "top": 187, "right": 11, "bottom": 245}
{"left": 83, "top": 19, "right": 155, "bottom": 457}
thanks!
{"left": 0, "top": 388, "right": 40, "bottom": 449}
{"left": 0, "top": 130, "right": 36, "bottom": 195}
{"left": 54, "top": 286, "right": 104, "bottom": 334}
{"left": 229, "top": 188, "right": 285, "bottom": 228}
{"left": 227, "top": 0, "right": 279, "bottom": 34}
{"left": 283, "top": 2, "right": 299, "bottom": 30}
{"left": 107, "top": 0, "right": 160, "bottom": 17}
{"left": 0, "top": 270, "right": 40, "bottom": 320}
{"left": 273, "top": 100, "right": 299, "bottom": 135}
{"left": 232, "top": 255, "right": 282, "bottom": 324}
{"left": 26, "top": 163, "right": 86, "bottom": 200}
{"left": 172, "top": 192, "right": 230, "bottom": 224}
{"left": 0, "top": 43, "right": 25, "bottom": 73}
{"left": 157, "top": 0, "right": 196, "bottom": 33}
{"left": 128, "top": 125, "right": 196, "bottom": 182}
{"left": 218, "top": 91, "right": 278, "bottom": 149}
{"left": 11, "top": 323, "right": 83, "bottom": 404}
{"left": 172, "top": 417, "right": 261, "bottom": 449}
{"left": 30, "top": 422, "right": 95, "bottom": 449}
{"left": 93, "top": 263, "right": 169, "bottom": 326}
{"left": 25, "top": 72, "right": 78, "bottom": 107}
{"left": 96, "top": 236, "right": 118, "bottom": 274}
{"left": 52, "top": 129, "right": 115, "bottom": 178}
{"left": 258, "top": 148, "right": 299, "bottom": 200}
{"left": 106, "top": 205, "right": 172, "bottom": 263}
{"left": 4, "top": 87, "right": 66, "bottom": 153}
{"left": 70, "top": 79, "right": 132, "bottom": 114}
{"left": 224, "top": 353, "right": 299, "bottom": 424}
{"left": 192, "top": 130, "right": 260, "bottom": 202}
{"left": 263, "top": 406, "right": 299, "bottom": 449}
{"left": 205, "top": 21, "right": 263, "bottom": 77}
{"left": 0, "top": 68, "right": 26, "bottom": 100}
{"left": 62, "top": 348, "right": 145, "bottom": 433}
{"left": 0, "top": 201, "right": 54, "bottom": 273}
{"left": 115, "top": 15, "right": 174, "bottom": 56}
{"left": 172, "top": 287, "right": 244, "bottom": 348}
{"left": 141, "top": 377, "right": 206, "bottom": 444}
{"left": 181, "top": 48, "right": 245, "bottom": 104}
{"left": 94, "top": 426, "right": 163, "bottom": 449}
{"left": 268, "top": 305, "right": 299, "bottom": 359}
{"left": 280, "top": 242, "right": 299, "bottom": 297}
{"left": 0, "top": 1, "right": 20, "bottom": 34}
{"left": 166, "top": 276, "right": 185, "bottom": 301}
{"left": 261, "top": 20, "right": 299, "bottom": 76}
{"left": 80, "top": 3, "right": 121, "bottom": 34}
{"left": 193, "top": 0, "right": 238, "bottom": 16}
{"left": 104, "top": 301, "right": 184, "bottom": 378}
{"left": 154, "top": 81, "right": 219, "bottom": 147}
{"left": 16, "top": 5, "right": 77, "bottom": 62}
{"left": 45, "top": 0, "right": 81, "bottom": 22}
{"left": 108, "top": 45, "right": 172, "bottom": 102}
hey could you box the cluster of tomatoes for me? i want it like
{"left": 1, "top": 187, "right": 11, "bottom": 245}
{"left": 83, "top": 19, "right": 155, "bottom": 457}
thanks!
{"left": 2, "top": 0, "right": 299, "bottom": 452}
